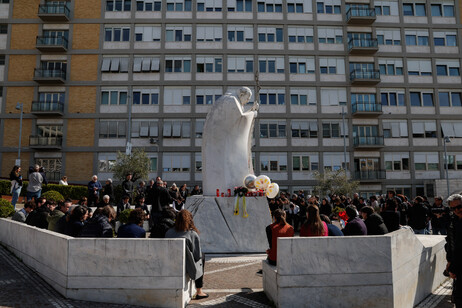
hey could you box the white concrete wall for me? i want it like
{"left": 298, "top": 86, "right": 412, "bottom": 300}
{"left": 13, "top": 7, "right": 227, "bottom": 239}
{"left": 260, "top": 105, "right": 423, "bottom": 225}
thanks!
{"left": 0, "top": 219, "right": 193, "bottom": 308}
{"left": 263, "top": 229, "right": 447, "bottom": 308}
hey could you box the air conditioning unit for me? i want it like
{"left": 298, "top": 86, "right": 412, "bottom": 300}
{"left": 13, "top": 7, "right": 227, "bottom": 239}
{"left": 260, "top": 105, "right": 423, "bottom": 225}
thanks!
{"left": 150, "top": 138, "right": 158, "bottom": 144}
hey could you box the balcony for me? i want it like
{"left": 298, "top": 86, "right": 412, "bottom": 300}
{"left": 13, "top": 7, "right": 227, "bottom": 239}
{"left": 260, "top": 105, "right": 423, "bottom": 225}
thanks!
{"left": 33, "top": 69, "right": 66, "bottom": 84}
{"left": 346, "top": 7, "right": 376, "bottom": 24}
{"left": 38, "top": 3, "right": 70, "bottom": 21}
{"left": 348, "top": 38, "right": 378, "bottom": 54}
{"left": 350, "top": 69, "right": 380, "bottom": 85}
{"left": 29, "top": 136, "right": 63, "bottom": 149}
{"left": 353, "top": 136, "right": 384, "bottom": 148}
{"left": 31, "top": 101, "right": 64, "bottom": 116}
{"left": 36, "top": 36, "right": 68, "bottom": 52}
{"left": 352, "top": 103, "right": 383, "bottom": 117}
{"left": 353, "top": 170, "right": 386, "bottom": 181}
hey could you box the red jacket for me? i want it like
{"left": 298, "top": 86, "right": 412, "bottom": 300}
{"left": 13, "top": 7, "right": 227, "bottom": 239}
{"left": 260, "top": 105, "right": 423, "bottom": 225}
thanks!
{"left": 267, "top": 223, "right": 294, "bottom": 262}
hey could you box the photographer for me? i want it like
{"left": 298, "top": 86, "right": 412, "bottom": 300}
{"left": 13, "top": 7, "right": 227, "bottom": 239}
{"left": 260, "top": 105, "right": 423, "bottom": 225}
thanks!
{"left": 430, "top": 196, "right": 450, "bottom": 235}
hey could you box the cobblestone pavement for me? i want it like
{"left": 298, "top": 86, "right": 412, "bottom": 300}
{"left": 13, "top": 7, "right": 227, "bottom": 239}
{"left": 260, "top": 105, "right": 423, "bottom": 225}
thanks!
{"left": 0, "top": 242, "right": 456, "bottom": 308}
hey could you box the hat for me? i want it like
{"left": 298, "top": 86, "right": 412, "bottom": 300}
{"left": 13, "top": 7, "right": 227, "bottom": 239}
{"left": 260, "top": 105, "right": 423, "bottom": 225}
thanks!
{"left": 107, "top": 178, "right": 112, "bottom": 183}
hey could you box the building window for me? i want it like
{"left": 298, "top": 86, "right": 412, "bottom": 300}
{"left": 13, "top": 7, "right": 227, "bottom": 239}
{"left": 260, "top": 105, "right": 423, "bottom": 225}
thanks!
{"left": 435, "top": 60, "right": 460, "bottom": 76}
{"left": 405, "top": 29, "right": 429, "bottom": 46}
{"left": 197, "top": 25, "right": 222, "bottom": 42}
{"left": 384, "top": 153, "right": 409, "bottom": 171}
{"left": 407, "top": 59, "right": 432, "bottom": 76}
{"left": 98, "top": 154, "right": 116, "bottom": 172}
{"left": 290, "top": 88, "right": 316, "bottom": 106}
{"left": 323, "top": 152, "right": 349, "bottom": 171}
{"left": 136, "top": 0, "right": 161, "bottom": 11}
{"left": 227, "top": 0, "right": 252, "bottom": 12}
{"left": 322, "top": 122, "right": 341, "bottom": 138}
{"left": 163, "top": 120, "right": 191, "bottom": 138}
{"left": 446, "top": 154, "right": 462, "bottom": 170}
{"left": 259, "top": 89, "right": 285, "bottom": 105}
{"left": 293, "top": 153, "right": 319, "bottom": 171}
{"left": 289, "top": 57, "right": 315, "bottom": 74}
{"left": 196, "top": 56, "right": 222, "bottom": 73}
{"left": 133, "top": 57, "right": 160, "bottom": 73}
{"left": 195, "top": 153, "right": 202, "bottom": 172}
{"left": 0, "top": 24, "right": 7, "bottom": 34}
{"left": 258, "top": 57, "right": 284, "bottom": 73}
{"left": 410, "top": 91, "right": 434, "bottom": 107}
{"left": 316, "top": 0, "right": 341, "bottom": 14}
{"left": 291, "top": 121, "right": 318, "bottom": 138}
{"left": 257, "top": 0, "right": 282, "bottom": 12}
{"left": 101, "top": 89, "right": 127, "bottom": 105}
{"left": 433, "top": 31, "right": 457, "bottom": 47}
{"left": 132, "top": 88, "right": 159, "bottom": 105}
{"left": 412, "top": 121, "right": 436, "bottom": 138}
{"left": 319, "top": 58, "right": 345, "bottom": 75}
{"left": 260, "top": 121, "right": 286, "bottom": 138}
{"left": 414, "top": 153, "right": 439, "bottom": 171}
{"left": 320, "top": 88, "right": 347, "bottom": 106}
{"left": 227, "top": 25, "right": 253, "bottom": 42}
{"left": 378, "top": 59, "right": 403, "bottom": 75}
{"left": 258, "top": 27, "right": 283, "bottom": 42}
{"left": 287, "top": 0, "right": 312, "bottom": 13}
{"left": 99, "top": 121, "right": 127, "bottom": 138}
{"left": 383, "top": 121, "right": 408, "bottom": 138}
{"left": 165, "top": 57, "right": 191, "bottom": 73}
{"left": 197, "top": 0, "right": 222, "bottom": 11}
{"left": 439, "top": 91, "right": 462, "bottom": 107}
{"left": 441, "top": 122, "right": 462, "bottom": 138}
{"left": 135, "top": 26, "right": 161, "bottom": 41}
{"left": 318, "top": 27, "right": 343, "bottom": 44}
{"left": 0, "top": 55, "right": 5, "bottom": 65}
{"left": 37, "top": 125, "right": 63, "bottom": 138}
{"left": 101, "top": 57, "right": 129, "bottom": 73}
{"left": 260, "top": 153, "right": 287, "bottom": 172}
{"left": 162, "top": 153, "right": 190, "bottom": 172}
{"left": 165, "top": 25, "right": 192, "bottom": 42}
{"left": 106, "top": 0, "right": 131, "bottom": 11}
{"left": 166, "top": 0, "right": 192, "bottom": 11}
{"left": 38, "top": 92, "right": 65, "bottom": 105}
{"left": 150, "top": 157, "right": 158, "bottom": 172}
{"left": 131, "top": 120, "right": 158, "bottom": 138}
{"left": 105, "top": 27, "right": 130, "bottom": 42}
{"left": 403, "top": 3, "right": 426, "bottom": 16}
{"left": 228, "top": 56, "right": 253, "bottom": 73}
{"left": 431, "top": 3, "right": 454, "bottom": 17}
{"left": 196, "top": 88, "right": 222, "bottom": 105}
{"left": 288, "top": 26, "right": 313, "bottom": 43}
{"left": 375, "top": 0, "right": 399, "bottom": 16}
{"left": 164, "top": 87, "right": 191, "bottom": 105}
{"left": 35, "top": 158, "right": 61, "bottom": 180}
{"left": 376, "top": 28, "right": 401, "bottom": 46}
{"left": 195, "top": 119, "right": 205, "bottom": 138}
{"left": 380, "top": 89, "right": 405, "bottom": 106}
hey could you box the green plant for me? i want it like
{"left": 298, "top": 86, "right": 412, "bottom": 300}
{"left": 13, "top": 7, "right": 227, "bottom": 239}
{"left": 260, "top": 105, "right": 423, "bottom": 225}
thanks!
{"left": 112, "top": 148, "right": 150, "bottom": 182}
{"left": 313, "top": 169, "right": 359, "bottom": 198}
{"left": 118, "top": 208, "right": 133, "bottom": 224}
{"left": 0, "top": 199, "right": 15, "bottom": 218}
{"left": 0, "top": 180, "right": 87, "bottom": 200}
{"left": 41, "top": 190, "right": 64, "bottom": 202}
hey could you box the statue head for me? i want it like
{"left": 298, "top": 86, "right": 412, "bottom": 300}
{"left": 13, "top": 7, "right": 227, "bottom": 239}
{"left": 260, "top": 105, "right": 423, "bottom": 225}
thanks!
{"left": 238, "top": 87, "right": 252, "bottom": 106}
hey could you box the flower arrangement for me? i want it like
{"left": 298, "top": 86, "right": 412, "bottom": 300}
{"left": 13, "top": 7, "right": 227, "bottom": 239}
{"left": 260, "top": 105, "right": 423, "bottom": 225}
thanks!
{"left": 234, "top": 186, "right": 248, "bottom": 197}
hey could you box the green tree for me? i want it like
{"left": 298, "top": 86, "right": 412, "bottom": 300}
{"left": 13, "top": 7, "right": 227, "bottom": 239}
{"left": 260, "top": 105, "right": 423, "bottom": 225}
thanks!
{"left": 112, "top": 149, "right": 150, "bottom": 182}
{"left": 313, "top": 169, "right": 359, "bottom": 198}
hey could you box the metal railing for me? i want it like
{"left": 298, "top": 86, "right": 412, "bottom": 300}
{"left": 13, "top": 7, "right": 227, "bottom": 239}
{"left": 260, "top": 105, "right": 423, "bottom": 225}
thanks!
{"left": 353, "top": 136, "right": 384, "bottom": 146}
{"left": 34, "top": 69, "right": 66, "bottom": 80}
{"left": 38, "top": 3, "right": 71, "bottom": 17}
{"left": 346, "top": 7, "right": 376, "bottom": 20}
{"left": 350, "top": 69, "right": 380, "bottom": 81}
{"left": 353, "top": 170, "right": 386, "bottom": 180}
{"left": 31, "top": 101, "right": 64, "bottom": 113}
{"left": 29, "top": 136, "right": 63, "bottom": 147}
{"left": 352, "top": 102, "right": 382, "bottom": 113}
{"left": 348, "top": 38, "right": 378, "bottom": 50}
{"left": 36, "top": 36, "right": 68, "bottom": 49}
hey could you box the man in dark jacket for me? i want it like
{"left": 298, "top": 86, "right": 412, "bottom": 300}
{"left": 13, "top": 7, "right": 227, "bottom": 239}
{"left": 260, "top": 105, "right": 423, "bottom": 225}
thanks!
{"left": 148, "top": 180, "right": 173, "bottom": 227}
{"left": 26, "top": 200, "right": 56, "bottom": 229}
{"left": 122, "top": 173, "right": 134, "bottom": 203}
{"left": 360, "top": 206, "right": 388, "bottom": 235}
{"left": 408, "top": 196, "right": 430, "bottom": 234}
{"left": 445, "top": 194, "right": 462, "bottom": 307}
{"left": 431, "top": 196, "right": 450, "bottom": 235}
{"left": 117, "top": 208, "right": 146, "bottom": 238}
{"left": 87, "top": 175, "right": 102, "bottom": 206}
{"left": 342, "top": 205, "right": 367, "bottom": 236}
{"left": 80, "top": 205, "right": 115, "bottom": 238}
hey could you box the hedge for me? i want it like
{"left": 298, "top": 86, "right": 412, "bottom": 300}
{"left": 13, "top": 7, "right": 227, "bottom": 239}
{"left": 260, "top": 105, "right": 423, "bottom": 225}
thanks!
{"left": 0, "top": 180, "right": 87, "bottom": 200}
{"left": 0, "top": 199, "right": 15, "bottom": 218}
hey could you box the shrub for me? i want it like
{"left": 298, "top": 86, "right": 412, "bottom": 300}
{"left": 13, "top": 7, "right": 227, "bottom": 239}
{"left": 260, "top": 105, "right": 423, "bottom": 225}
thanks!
{"left": 0, "top": 199, "right": 15, "bottom": 218}
{"left": 0, "top": 180, "right": 87, "bottom": 200}
{"left": 41, "top": 190, "right": 64, "bottom": 202}
{"left": 118, "top": 208, "right": 132, "bottom": 224}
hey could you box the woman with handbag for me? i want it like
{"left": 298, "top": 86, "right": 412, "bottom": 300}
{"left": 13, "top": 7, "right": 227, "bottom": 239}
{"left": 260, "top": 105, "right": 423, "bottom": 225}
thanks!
{"left": 9, "top": 165, "right": 23, "bottom": 208}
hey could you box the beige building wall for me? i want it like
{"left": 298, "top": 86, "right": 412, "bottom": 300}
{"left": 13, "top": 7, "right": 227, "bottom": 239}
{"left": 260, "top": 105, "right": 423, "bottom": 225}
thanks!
{"left": 1, "top": 153, "right": 31, "bottom": 177}
{"left": 5, "top": 87, "right": 34, "bottom": 114}
{"left": 10, "top": 24, "right": 39, "bottom": 50}
{"left": 70, "top": 55, "right": 98, "bottom": 81}
{"left": 74, "top": 0, "right": 101, "bottom": 19}
{"left": 65, "top": 153, "right": 94, "bottom": 181}
{"left": 3, "top": 119, "right": 32, "bottom": 147}
{"left": 8, "top": 55, "right": 36, "bottom": 82}
{"left": 72, "top": 24, "right": 100, "bottom": 50}
{"left": 13, "top": 0, "right": 41, "bottom": 19}
{"left": 68, "top": 86, "right": 96, "bottom": 113}
{"left": 66, "top": 119, "right": 95, "bottom": 147}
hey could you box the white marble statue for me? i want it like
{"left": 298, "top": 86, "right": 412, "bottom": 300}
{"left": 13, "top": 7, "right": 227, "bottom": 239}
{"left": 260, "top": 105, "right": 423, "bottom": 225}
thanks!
{"left": 202, "top": 87, "right": 259, "bottom": 196}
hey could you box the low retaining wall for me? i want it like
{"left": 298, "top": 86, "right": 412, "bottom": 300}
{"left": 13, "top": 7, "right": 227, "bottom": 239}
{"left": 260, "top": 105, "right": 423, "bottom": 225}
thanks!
{"left": 263, "top": 229, "right": 447, "bottom": 308}
{"left": 0, "top": 218, "right": 194, "bottom": 308}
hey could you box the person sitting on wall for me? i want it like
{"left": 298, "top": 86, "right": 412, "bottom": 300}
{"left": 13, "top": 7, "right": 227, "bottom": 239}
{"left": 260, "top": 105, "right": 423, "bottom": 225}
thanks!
{"left": 342, "top": 205, "right": 367, "bottom": 236}
{"left": 150, "top": 208, "right": 177, "bottom": 238}
{"left": 12, "top": 201, "right": 35, "bottom": 223}
{"left": 80, "top": 205, "right": 116, "bottom": 238}
{"left": 360, "top": 206, "right": 388, "bottom": 235}
{"left": 266, "top": 209, "right": 294, "bottom": 266}
{"left": 134, "top": 196, "right": 150, "bottom": 219}
{"left": 116, "top": 195, "right": 131, "bottom": 217}
{"left": 26, "top": 199, "right": 55, "bottom": 229}
{"left": 47, "top": 199, "right": 72, "bottom": 232}
{"left": 64, "top": 205, "right": 89, "bottom": 237}
{"left": 117, "top": 208, "right": 146, "bottom": 238}
{"left": 97, "top": 195, "right": 113, "bottom": 208}
{"left": 320, "top": 214, "right": 344, "bottom": 236}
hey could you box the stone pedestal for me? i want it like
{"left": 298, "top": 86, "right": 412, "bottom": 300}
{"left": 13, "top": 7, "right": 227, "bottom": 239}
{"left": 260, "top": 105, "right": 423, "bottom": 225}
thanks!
{"left": 185, "top": 195, "right": 272, "bottom": 253}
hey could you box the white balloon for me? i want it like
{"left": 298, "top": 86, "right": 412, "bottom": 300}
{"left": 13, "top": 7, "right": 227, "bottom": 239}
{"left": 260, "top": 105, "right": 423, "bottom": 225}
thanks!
{"left": 255, "top": 175, "right": 271, "bottom": 190}
{"left": 243, "top": 174, "right": 257, "bottom": 189}
{"left": 266, "top": 183, "right": 279, "bottom": 199}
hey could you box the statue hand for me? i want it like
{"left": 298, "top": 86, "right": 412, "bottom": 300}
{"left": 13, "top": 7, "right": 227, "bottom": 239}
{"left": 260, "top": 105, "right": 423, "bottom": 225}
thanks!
{"left": 251, "top": 102, "right": 259, "bottom": 112}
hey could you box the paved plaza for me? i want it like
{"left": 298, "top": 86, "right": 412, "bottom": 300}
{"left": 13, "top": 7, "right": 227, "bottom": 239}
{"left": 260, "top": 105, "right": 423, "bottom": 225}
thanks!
{"left": 0, "top": 241, "right": 456, "bottom": 308}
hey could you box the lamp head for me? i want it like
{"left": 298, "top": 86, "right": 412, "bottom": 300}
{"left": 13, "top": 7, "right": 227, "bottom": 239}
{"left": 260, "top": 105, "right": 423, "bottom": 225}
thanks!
{"left": 15, "top": 103, "right": 22, "bottom": 110}
{"left": 444, "top": 136, "right": 451, "bottom": 143}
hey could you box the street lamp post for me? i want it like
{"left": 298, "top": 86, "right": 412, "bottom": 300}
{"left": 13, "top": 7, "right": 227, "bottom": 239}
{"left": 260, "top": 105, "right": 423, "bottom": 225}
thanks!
{"left": 443, "top": 136, "right": 451, "bottom": 196}
{"left": 15, "top": 102, "right": 24, "bottom": 166}
{"left": 341, "top": 106, "right": 347, "bottom": 171}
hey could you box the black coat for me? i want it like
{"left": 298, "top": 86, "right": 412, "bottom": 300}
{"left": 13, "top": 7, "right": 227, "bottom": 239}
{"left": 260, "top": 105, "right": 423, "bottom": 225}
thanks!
{"left": 364, "top": 213, "right": 388, "bottom": 235}
{"left": 408, "top": 203, "right": 430, "bottom": 230}
{"left": 150, "top": 218, "right": 175, "bottom": 238}
{"left": 446, "top": 214, "right": 462, "bottom": 276}
{"left": 79, "top": 215, "right": 113, "bottom": 238}
{"left": 103, "top": 183, "right": 115, "bottom": 201}
{"left": 381, "top": 211, "right": 401, "bottom": 232}
{"left": 342, "top": 217, "right": 367, "bottom": 236}
{"left": 147, "top": 185, "right": 173, "bottom": 213}
{"left": 26, "top": 206, "right": 50, "bottom": 229}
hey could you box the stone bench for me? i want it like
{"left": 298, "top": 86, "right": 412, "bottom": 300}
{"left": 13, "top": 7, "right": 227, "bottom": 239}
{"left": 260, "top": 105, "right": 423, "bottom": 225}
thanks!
{"left": 263, "top": 229, "right": 447, "bottom": 308}
{"left": 0, "top": 218, "right": 195, "bottom": 308}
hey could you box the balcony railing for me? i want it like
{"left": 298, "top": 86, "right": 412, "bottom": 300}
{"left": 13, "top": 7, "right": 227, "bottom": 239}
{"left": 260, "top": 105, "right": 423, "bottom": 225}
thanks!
{"left": 353, "top": 170, "right": 386, "bottom": 181}
{"left": 346, "top": 7, "right": 376, "bottom": 24}
{"left": 348, "top": 38, "right": 378, "bottom": 54}
{"left": 38, "top": 3, "right": 70, "bottom": 21}
{"left": 29, "top": 136, "right": 63, "bottom": 148}
{"left": 33, "top": 69, "right": 66, "bottom": 83}
{"left": 353, "top": 136, "right": 384, "bottom": 147}
{"left": 352, "top": 102, "right": 382, "bottom": 114}
{"left": 31, "top": 101, "right": 64, "bottom": 114}
{"left": 36, "top": 36, "right": 68, "bottom": 51}
{"left": 350, "top": 69, "right": 380, "bottom": 84}
{"left": 45, "top": 171, "right": 61, "bottom": 182}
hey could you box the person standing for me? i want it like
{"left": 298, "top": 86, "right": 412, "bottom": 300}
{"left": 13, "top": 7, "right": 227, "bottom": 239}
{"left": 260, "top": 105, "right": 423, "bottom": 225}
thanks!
{"left": 26, "top": 165, "right": 43, "bottom": 202}
{"left": 148, "top": 180, "right": 173, "bottom": 227}
{"left": 431, "top": 196, "right": 450, "bottom": 235}
{"left": 9, "top": 165, "right": 23, "bottom": 208}
{"left": 408, "top": 196, "right": 430, "bottom": 234}
{"left": 122, "top": 173, "right": 134, "bottom": 203}
{"left": 87, "top": 175, "right": 102, "bottom": 206}
{"left": 103, "top": 179, "right": 115, "bottom": 203}
{"left": 445, "top": 194, "right": 462, "bottom": 308}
